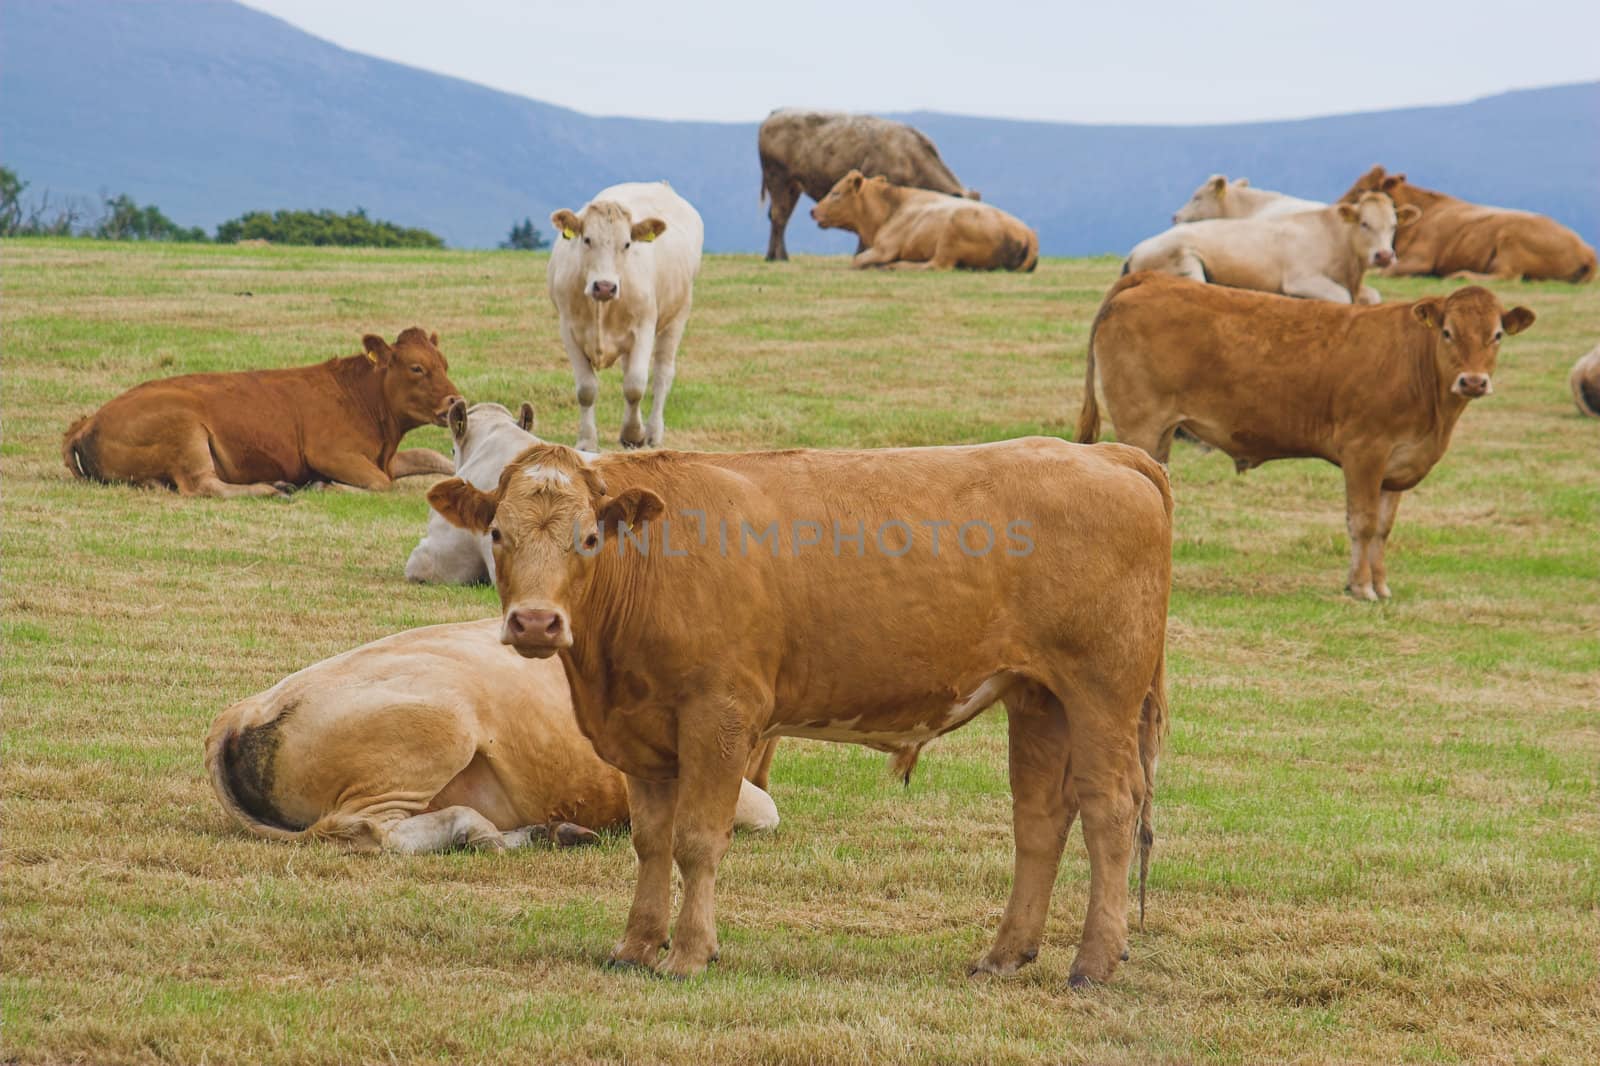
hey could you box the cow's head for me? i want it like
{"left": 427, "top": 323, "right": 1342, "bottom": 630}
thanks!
{"left": 1335, "top": 192, "right": 1420, "bottom": 270}
{"left": 427, "top": 444, "right": 663, "bottom": 658}
{"left": 811, "top": 170, "right": 875, "bottom": 232}
{"left": 447, "top": 400, "right": 536, "bottom": 465}
{"left": 550, "top": 201, "right": 666, "bottom": 303}
{"left": 363, "top": 328, "right": 462, "bottom": 430}
{"left": 1412, "top": 287, "right": 1535, "bottom": 400}
{"left": 1172, "top": 174, "right": 1241, "bottom": 224}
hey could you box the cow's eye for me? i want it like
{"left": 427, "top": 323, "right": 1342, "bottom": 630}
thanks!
{"left": 624, "top": 241, "right": 632, "bottom": 250}
{"left": 410, "top": 364, "right": 424, "bottom": 375}
{"left": 583, "top": 237, "right": 591, "bottom": 246}
{"left": 490, "top": 529, "right": 502, "bottom": 543}
{"left": 1493, "top": 330, "right": 1504, "bottom": 342}
{"left": 583, "top": 532, "right": 599, "bottom": 551}
{"left": 1442, "top": 329, "right": 1453, "bottom": 341}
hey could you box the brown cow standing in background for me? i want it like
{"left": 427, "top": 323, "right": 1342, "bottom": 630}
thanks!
{"left": 759, "top": 109, "right": 978, "bottom": 261}
{"left": 61, "top": 328, "right": 460, "bottom": 496}
{"left": 1339, "top": 166, "right": 1597, "bottom": 283}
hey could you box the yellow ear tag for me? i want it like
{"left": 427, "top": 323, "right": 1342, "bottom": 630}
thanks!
{"left": 562, "top": 228, "right": 576, "bottom": 240}
{"left": 622, "top": 520, "right": 634, "bottom": 533}
{"left": 639, "top": 231, "right": 656, "bottom": 242}
{"left": 364, "top": 350, "right": 378, "bottom": 365}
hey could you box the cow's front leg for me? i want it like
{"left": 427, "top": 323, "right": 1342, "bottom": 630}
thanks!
{"left": 305, "top": 451, "right": 392, "bottom": 491}
{"left": 1369, "top": 489, "right": 1404, "bottom": 600}
{"left": 1282, "top": 274, "right": 1355, "bottom": 303}
{"left": 658, "top": 722, "right": 753, "bottom": 979}
{"left": 619, "top": 323, "right": 657, "bottom": 449}
{"left": 609, "top": 775, "right": 677, "bottom": 970}
{"left": 646, "top": 318, "right": 685, "bottom": 448}
{"left": 561, "top": 325, "right": 601, "bottom": 453}
{"left": 1341, "top": 457, "right": 1385, "bottom": 600}
{"left": 387, "top": 448, "right": 454, "bottom": 478}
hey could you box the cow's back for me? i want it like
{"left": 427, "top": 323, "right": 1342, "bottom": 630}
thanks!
{"left": 760, "top": 110, "right": 965, "bottom": 200}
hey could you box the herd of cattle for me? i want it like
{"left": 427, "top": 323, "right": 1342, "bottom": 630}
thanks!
{"left": 57, "top": 109, "right": 1599, "bottom": 989}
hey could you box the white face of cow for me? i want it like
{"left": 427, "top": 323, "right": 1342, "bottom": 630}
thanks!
{"left": 447, "top": 401, "right": 536, "bottom": 467}
{"left": 550, "top": 202, "right": 667, "bottom": 303}
{"left": 1172, "top": 175, "right": 1235, "bottom": 224}
{"left": 1336, "top": 193, "right": 1419, "bottom": 269}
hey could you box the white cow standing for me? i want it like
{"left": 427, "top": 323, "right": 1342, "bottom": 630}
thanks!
{"left": 1172, "top": 174, "right": 1326, "bottom": 224}
{"left": 405, "top": 400, "right": 537, "bottom": 585}
{"left": 547, "top": 182, "right": 704, "bottom": 452}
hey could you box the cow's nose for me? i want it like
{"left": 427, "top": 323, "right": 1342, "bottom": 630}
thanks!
{"left": 590, "top": 280, "right": 618, "bottom": 301}
{"left": 809, "top": 207, "right": 820, "bottom": 221}
{"left": 1374, "top": 250, "right": 1395, "bottom": 267}
{"left": 1454, "top": 373, "right": 1491, "bottom": 398}
{"left": 507, "top": 608, "right": 563, "bottom": 643}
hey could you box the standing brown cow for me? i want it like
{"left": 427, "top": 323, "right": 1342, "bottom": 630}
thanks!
{"left": 428, "top": 439, "right": 1172, "bottom": 988}
{"left": 759, "top": 109, "right": 978, "bottom": 261}
{"left": 1339, "top": 166, "right": 1597, "bottom": 283}
{"left": 1076, "top": 273, "right": 1534, "bottom": 599}
{"left": 62, "top": 328, "right": 461, "bottom": 496}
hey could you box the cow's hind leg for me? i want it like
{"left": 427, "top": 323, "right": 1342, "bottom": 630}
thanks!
{"left": 171, "top": 433, "right": 289, "bottom": 498}
{"left": 383, "top": 806, "right": 517, "bottom": 854}
{"left": 971, "top": 682, "right": 1077, "bottom": 978}
{"left": 764, "top": 176, "right": 801, "bottom": 262}
{"left": 1060, "top": 680, "right": 1146, "bottom": 987}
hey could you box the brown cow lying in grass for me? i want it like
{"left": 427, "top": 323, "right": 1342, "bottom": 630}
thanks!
{"left": 428, "top": 439, "right": 1170, "bottom": 987}
{"left": 61, "top": 328, "right": 461, "bottom": 496}
{"left": 1340, "top": 166, "right": 1597, "bottom": 283}
{"left": 1078, "top": 273, "right": 1534, "bottom": 600}
{"left": 206, "top": 619, "right": 780, "bottom": 853}
{"left": 811, "top": 171, "right": 1037, "bottom": 271}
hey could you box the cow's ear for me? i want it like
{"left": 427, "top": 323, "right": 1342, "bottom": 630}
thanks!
{"left": 1234, "top": 177, "right": 1249, "bottom": 188}
{"left": 1412, "top": 299, "right": 1445, "bottom": 330}
{"left": 551, "top": 209, "right": 582, "bottom": 240}
{"left": 361, "top": 334, "right": 393, "bottom": 366}
{"left": 1381, "top": 174, "right": 1405, "bottom": 191}
{"left": 576, "top": 465, "right": 608, "bottom": 501}
{"left": 1336, "top": 203, "right": 1360, "bottom": 223}
{"left": 1501, "top": 306, "right": 1536, "bottom": 336}
{"left": 1396, "top": 205, "right": 1422, "bottom": 227}
{"left": 446, "top": 399, "right": 469, "bottom": 442}
{"left": 631, "top": 218, "right": 667, "bottom": 243}
{"left": 517, "top": 402, "right": 536, "bottom": 432}
{"left": 429, "top": 331, "right": 440, "bottom": 347}
{"left": 848, "top": 171, "right": 865, "bottom": 190}
{"left": 428, "top": 478, "right": 497, "bottom": 533}
{"left": 596, "top": 487, "right": 665, "bottom": 536}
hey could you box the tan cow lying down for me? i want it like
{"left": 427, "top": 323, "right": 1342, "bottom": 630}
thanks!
{"left": 758, "top": 108, "right": 978, "bottom": 261}
{"left": 1077, "top": 273, "right": 1534, "bottom": 599}
{"left": 62, "top": 329, "right": 461, "bottom": 496}
{"left": 1572, "top": 344, "right": 1600, "bottom": 418}
{"left": 205, "top": 619, "right": 780, "bottom": 853}
{"left": 1340, "top": 166, "right": 1597, "bottom": 283}
{"left": 811, "top": 171, "right": 1037, "bottom": 272}
{"left": 1127, "top": 192, "right": 1419, "bottom": 304}
{"left": 428, "top": 439, "right": 1172, "bottom": 987}
{"left": 1171, "top": 175, "right": 1324, "bottom": 224}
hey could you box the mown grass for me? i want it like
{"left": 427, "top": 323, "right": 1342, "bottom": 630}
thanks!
{"left": 3, "top": 238, "right": 1597, "bottom": 1065}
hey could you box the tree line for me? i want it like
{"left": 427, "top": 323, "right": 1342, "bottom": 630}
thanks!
{"left": 2, "top": 166, "right": 545, "bottom": 250}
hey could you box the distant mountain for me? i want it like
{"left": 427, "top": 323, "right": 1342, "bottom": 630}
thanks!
{"left": 3, "top": 0, "right": 1596, "bottom": 254}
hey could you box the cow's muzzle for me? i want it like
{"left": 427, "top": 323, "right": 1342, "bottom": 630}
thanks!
{"left": 588, "top": 280, "right": 619, "bottom": 302}
{"left": 1372, "top": 249, "right": 1396, "bottom": 268}
{"left": 433, "top": 395, "right": 464, "bottom": 426}
{"left": 1452, "top": 372, "right": 1492, "bottom": 399}
{"left": 502, "top": 607, "right": 570, "bottom": 658}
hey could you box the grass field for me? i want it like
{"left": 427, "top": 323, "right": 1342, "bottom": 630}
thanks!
{"left": 3, "top": 238, "right": 1597, "bottom": 1065}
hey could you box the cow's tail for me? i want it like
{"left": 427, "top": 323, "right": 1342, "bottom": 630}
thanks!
{"left": 1137, "top": 642, "right": 1169, "bottom": 931}
{"left": 1572, "top": 251, "right": 1597, "bottom": 285}
{"left": 61, "top": 414, "right": 99, "bottom": 481}
{"left": 1076, "top": 273, "right": 1151, "bottom": 444}
{"left": 205, "top": 701, "right": 307, "bottom": 844}
{"left": 1016, "top": 229, "right": 1040, "bottom": 273}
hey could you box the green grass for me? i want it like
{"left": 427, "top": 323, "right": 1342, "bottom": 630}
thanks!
{"left": 3, "top": 238, "right": 1598, "bottom": 1064}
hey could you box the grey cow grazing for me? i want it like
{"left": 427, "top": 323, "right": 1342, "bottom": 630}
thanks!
{"left": 758, "top": 109, "right": 978, "bottom": 261}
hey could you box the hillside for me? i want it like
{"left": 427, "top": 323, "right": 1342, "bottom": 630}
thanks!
{"left": 2, "top": 0, "right": 1596, "bottom": 253}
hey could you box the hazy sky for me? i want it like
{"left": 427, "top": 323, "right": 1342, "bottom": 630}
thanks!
{"left": 241, "top": 0, "right": 1600, "bottom": 125}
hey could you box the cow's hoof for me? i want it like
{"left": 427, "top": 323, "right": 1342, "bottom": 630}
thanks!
{"left": 656, "top": 950, "right": 713, "bottom": 980}
{"left": 620, "top": 439, "right": 644, "bottom": 451}
{"left": 1374, "top": 582, "right": 1392, "bottom": 600}
{"left": 1068, "top": 973, "right": 1096, "bottom": 991}
{"left": 552, "top": 822, "right": 600, "bottom": 848}
{"left": 272, "top": 481, "right": 297, "bottom": 496}
{"left": 502, "top": 825, "right": 552, "bottom": 849}
{"left": 968, "top": 947, "right": 1037, "bottom": 978}
{"left": 1120, "top": 949, "right": 1130, "bottom": 962}
{"left": 1345, "top": 583, "right": 1379, "bottom": 602}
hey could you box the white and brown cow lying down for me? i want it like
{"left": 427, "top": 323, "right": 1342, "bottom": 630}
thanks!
{"left": 205, "top": 619, "right": 780, "bottom": 853}
{"left": 1171, "top": 174, "right": 1325, "bottom": 224}
{"left": 1077, "top": 272, "right": 1534, "bottom": 600}
{"left": 427, "top": 438, "right": 1172, "bottom": 987}
{"left": 811, "top": 170, "right": 1038, "bottom": 271}
{"left": 1126, "top": 192, "right": 1420, "bottom": 304}
{"left": 406, "top": 399, "right": 538, "bottom": 584}
{"left": 62, "top": 329, "right": 461, "bottom": 497}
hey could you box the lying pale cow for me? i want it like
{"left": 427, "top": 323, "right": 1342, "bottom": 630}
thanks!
{"left": 811, "top": 170, "right": 1038, "bottom": 271}
{"left": 548, "top": 181, "right": 704, "bottom": 452}
{"left": 1572, "top": 344, "right": 1600, "bottom": 418}
{"left": 1171, "top": 175, "right": 1325, "bottom": 224}
{"left": 206, "top": 619, "right": 780, "bottom": 853}
{"left": 406, "top": 399, "right": 537, "bottom": 584}
{"left": 1126, "top": 192, "right": 1420, "bottom": 304}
